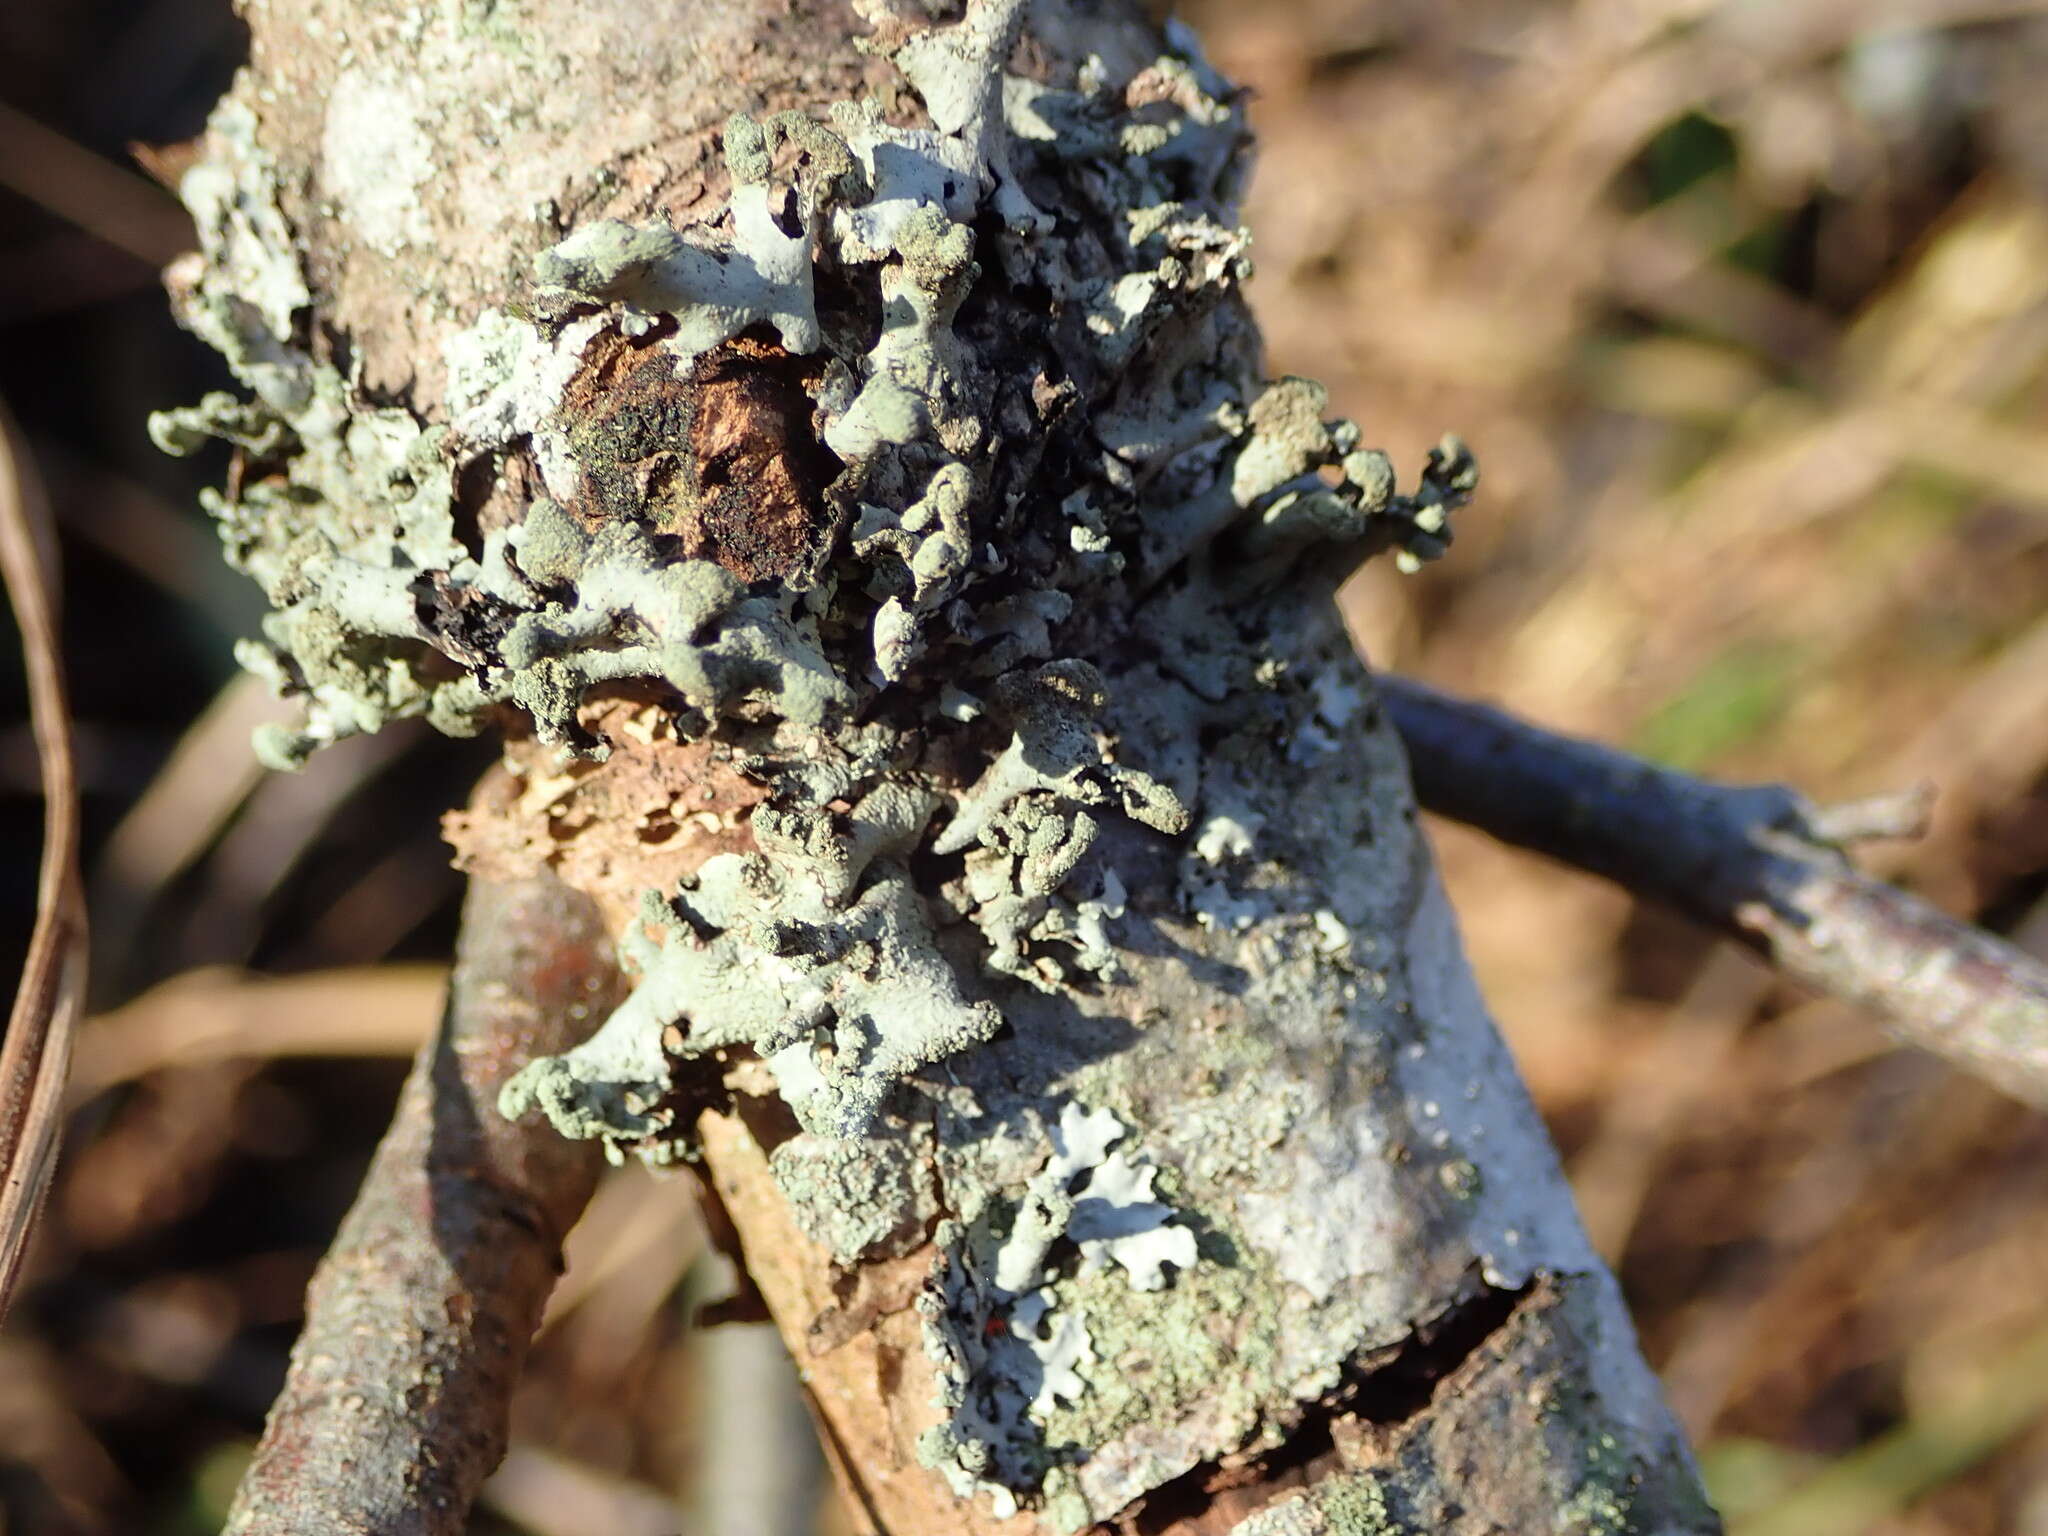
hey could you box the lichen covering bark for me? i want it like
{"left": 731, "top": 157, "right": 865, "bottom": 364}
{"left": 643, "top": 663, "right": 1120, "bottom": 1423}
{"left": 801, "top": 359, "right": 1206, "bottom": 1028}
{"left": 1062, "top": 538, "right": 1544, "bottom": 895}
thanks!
{"left": 153, "top": 0, "right": 1715, "bottom": 1529}
{"left": 155, "top": 0, "right": 1466, "bottom": 1148}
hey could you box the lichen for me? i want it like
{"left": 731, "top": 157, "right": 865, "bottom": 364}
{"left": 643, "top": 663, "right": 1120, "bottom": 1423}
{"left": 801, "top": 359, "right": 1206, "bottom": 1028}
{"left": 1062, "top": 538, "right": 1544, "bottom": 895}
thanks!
{"left": 155, "top": 0, "right": 1464, "bottom": 783}
{"left": 1233, "top": 1473, "right": 1413, "bottom": 1536}
{"left": 133, "top": 6, "right": 1744, "bottom": 1532}
{"left": 157, "top": 0, "right": 1467, "bottom": 1145}
{"left": 499, "top": 782, "right": 999, "bottom": 1141}
{"left": 769, "top": 1126, "right": 937, "bottom": 1261}
{"left": 1557, "top": 1432, "right": 1641, "bottom": 1536}
{"left": 916, "top": 1102, "right": 1199, "bottom": 1515}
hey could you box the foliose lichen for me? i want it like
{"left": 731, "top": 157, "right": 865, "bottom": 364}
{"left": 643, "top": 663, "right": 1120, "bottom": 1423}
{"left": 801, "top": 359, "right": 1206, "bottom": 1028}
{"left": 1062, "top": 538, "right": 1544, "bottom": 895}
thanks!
{"left": 916, "top": 1101, "right": 1198, "bottom": 1516}
{"left": 147, "top": 2, "right": 1616, "bottom": 1526}
{"left": 500, "top": 781, "right": 1000, "bottom": 1141}
{"left": 155, "top": 0, "right": 1468, "bottom": 1150}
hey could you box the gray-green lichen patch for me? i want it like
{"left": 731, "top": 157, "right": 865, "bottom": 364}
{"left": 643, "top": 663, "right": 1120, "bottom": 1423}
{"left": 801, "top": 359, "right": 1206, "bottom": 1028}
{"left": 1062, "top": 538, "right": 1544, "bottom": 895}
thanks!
{"left": 157, "top": 0, "right": 1465, "bottom": 776}
{"left": 500, "top": 782, "right": 999, "bottom": 1141}
{"left": 150, "top": 105, "right": 475, "bottom": 767}
{"left": 494, "top": 517, "right": 851, "bottom": 744}
{"left": 531, "top": 198, "right": 820, "bottom": 367}
{"left": 873, "top": 587, "right": 1706, "bottom": 1529}
{"left": 1231, "top": 1471, "right": 1412, "bottom": 1536}
{"left": 401, "top": 0, "right": 1465, "bottom": 1156}
{"left": 769, "top": 1124, "right": 939, "bottom": 1262}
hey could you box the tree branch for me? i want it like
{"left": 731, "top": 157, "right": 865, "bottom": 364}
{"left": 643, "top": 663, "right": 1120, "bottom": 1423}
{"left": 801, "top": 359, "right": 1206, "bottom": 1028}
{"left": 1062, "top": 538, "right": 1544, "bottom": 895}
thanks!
{"left": 1379, "top": 672, "right": 2048, "bottom": 1108}
{"left": 224, "top": 870, "right": 625, "bottom": 1536}
{"left": 163, "top": 1, "right": 1719, "bottom": 1529}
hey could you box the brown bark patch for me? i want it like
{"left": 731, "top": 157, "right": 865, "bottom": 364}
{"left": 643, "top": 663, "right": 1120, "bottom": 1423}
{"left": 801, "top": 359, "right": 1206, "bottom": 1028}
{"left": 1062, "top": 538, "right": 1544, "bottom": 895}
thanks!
{"left": 559, "top": 326, "right": 694, "bottom": 525}
{"left": 808, "top": 1246, "right": 937, "bottom": 1356}
{"left": 442, "top": 700, "right": 768, "bottom": 935}
{"left": 561, "top": 328, "right": 841, "bottom": 585}
{"left": 681, "top": 334, "right": 841, "bottom": 582}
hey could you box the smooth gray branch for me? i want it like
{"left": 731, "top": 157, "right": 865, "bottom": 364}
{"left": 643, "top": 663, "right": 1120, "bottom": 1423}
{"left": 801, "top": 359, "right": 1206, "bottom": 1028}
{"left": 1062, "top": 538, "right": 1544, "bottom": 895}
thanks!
{"left": 1379, "top": 672, "right": 2048, "bottom": 1108}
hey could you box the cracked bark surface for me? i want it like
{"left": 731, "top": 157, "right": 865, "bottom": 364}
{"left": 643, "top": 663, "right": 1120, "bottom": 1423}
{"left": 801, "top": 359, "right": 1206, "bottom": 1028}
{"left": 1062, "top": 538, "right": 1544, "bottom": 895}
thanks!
{"left": 170, "top": 0, "right": 1720, "bottom": 1530}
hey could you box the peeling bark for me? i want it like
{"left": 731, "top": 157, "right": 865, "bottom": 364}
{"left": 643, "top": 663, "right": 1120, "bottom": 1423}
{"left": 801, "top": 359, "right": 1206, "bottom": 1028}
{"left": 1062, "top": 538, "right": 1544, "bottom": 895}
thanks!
{"left": 162, "top": 0, "right": 1720, "bottom": 1531}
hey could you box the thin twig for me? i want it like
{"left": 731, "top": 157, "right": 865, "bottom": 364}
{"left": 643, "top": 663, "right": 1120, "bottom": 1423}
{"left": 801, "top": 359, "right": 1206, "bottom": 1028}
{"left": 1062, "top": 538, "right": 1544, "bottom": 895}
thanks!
{"left": 1379, "top": 672, "right": 2048, "bottom": 1109}
{"left": 224, "top": 871, "right": 625, "bottom": 1536}
{"left": 0, "top": 404, "right": 88, "bottom": 1323}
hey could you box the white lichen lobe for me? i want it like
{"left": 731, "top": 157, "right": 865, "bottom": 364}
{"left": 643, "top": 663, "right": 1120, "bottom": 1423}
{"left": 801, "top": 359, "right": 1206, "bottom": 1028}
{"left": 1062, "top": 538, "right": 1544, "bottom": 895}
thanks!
{"left": 919, "top": 1101, "right": 1197, "bottom": 1511}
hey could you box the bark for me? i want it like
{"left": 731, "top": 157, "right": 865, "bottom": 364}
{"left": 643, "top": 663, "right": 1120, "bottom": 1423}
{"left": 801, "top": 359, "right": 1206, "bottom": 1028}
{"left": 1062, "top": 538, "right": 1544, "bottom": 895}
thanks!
{"left": 223, "top": 872, "right": 624, "bottom": 1534}
{"left": 160, "top": 0, "right": 1719, "bottom": 1531}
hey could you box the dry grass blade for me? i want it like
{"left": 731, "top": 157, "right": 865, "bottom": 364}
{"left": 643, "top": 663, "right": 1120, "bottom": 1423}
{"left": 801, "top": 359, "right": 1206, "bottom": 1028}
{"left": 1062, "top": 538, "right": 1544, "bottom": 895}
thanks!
{"left": 65, "top": 964, "right": 444, "bottom": 1100}
{"left": 0, "top": 401, "right": 87, "bottom": 1324}
{"left": 0, "top": 99, "right": 194, "bottom": 268}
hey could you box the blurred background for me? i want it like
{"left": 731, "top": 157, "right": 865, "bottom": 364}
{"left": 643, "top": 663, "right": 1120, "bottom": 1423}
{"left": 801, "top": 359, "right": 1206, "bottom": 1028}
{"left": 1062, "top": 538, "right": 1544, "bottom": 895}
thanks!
{"left": 3, "top": 0, "right": 2047, "bottom": 1531}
